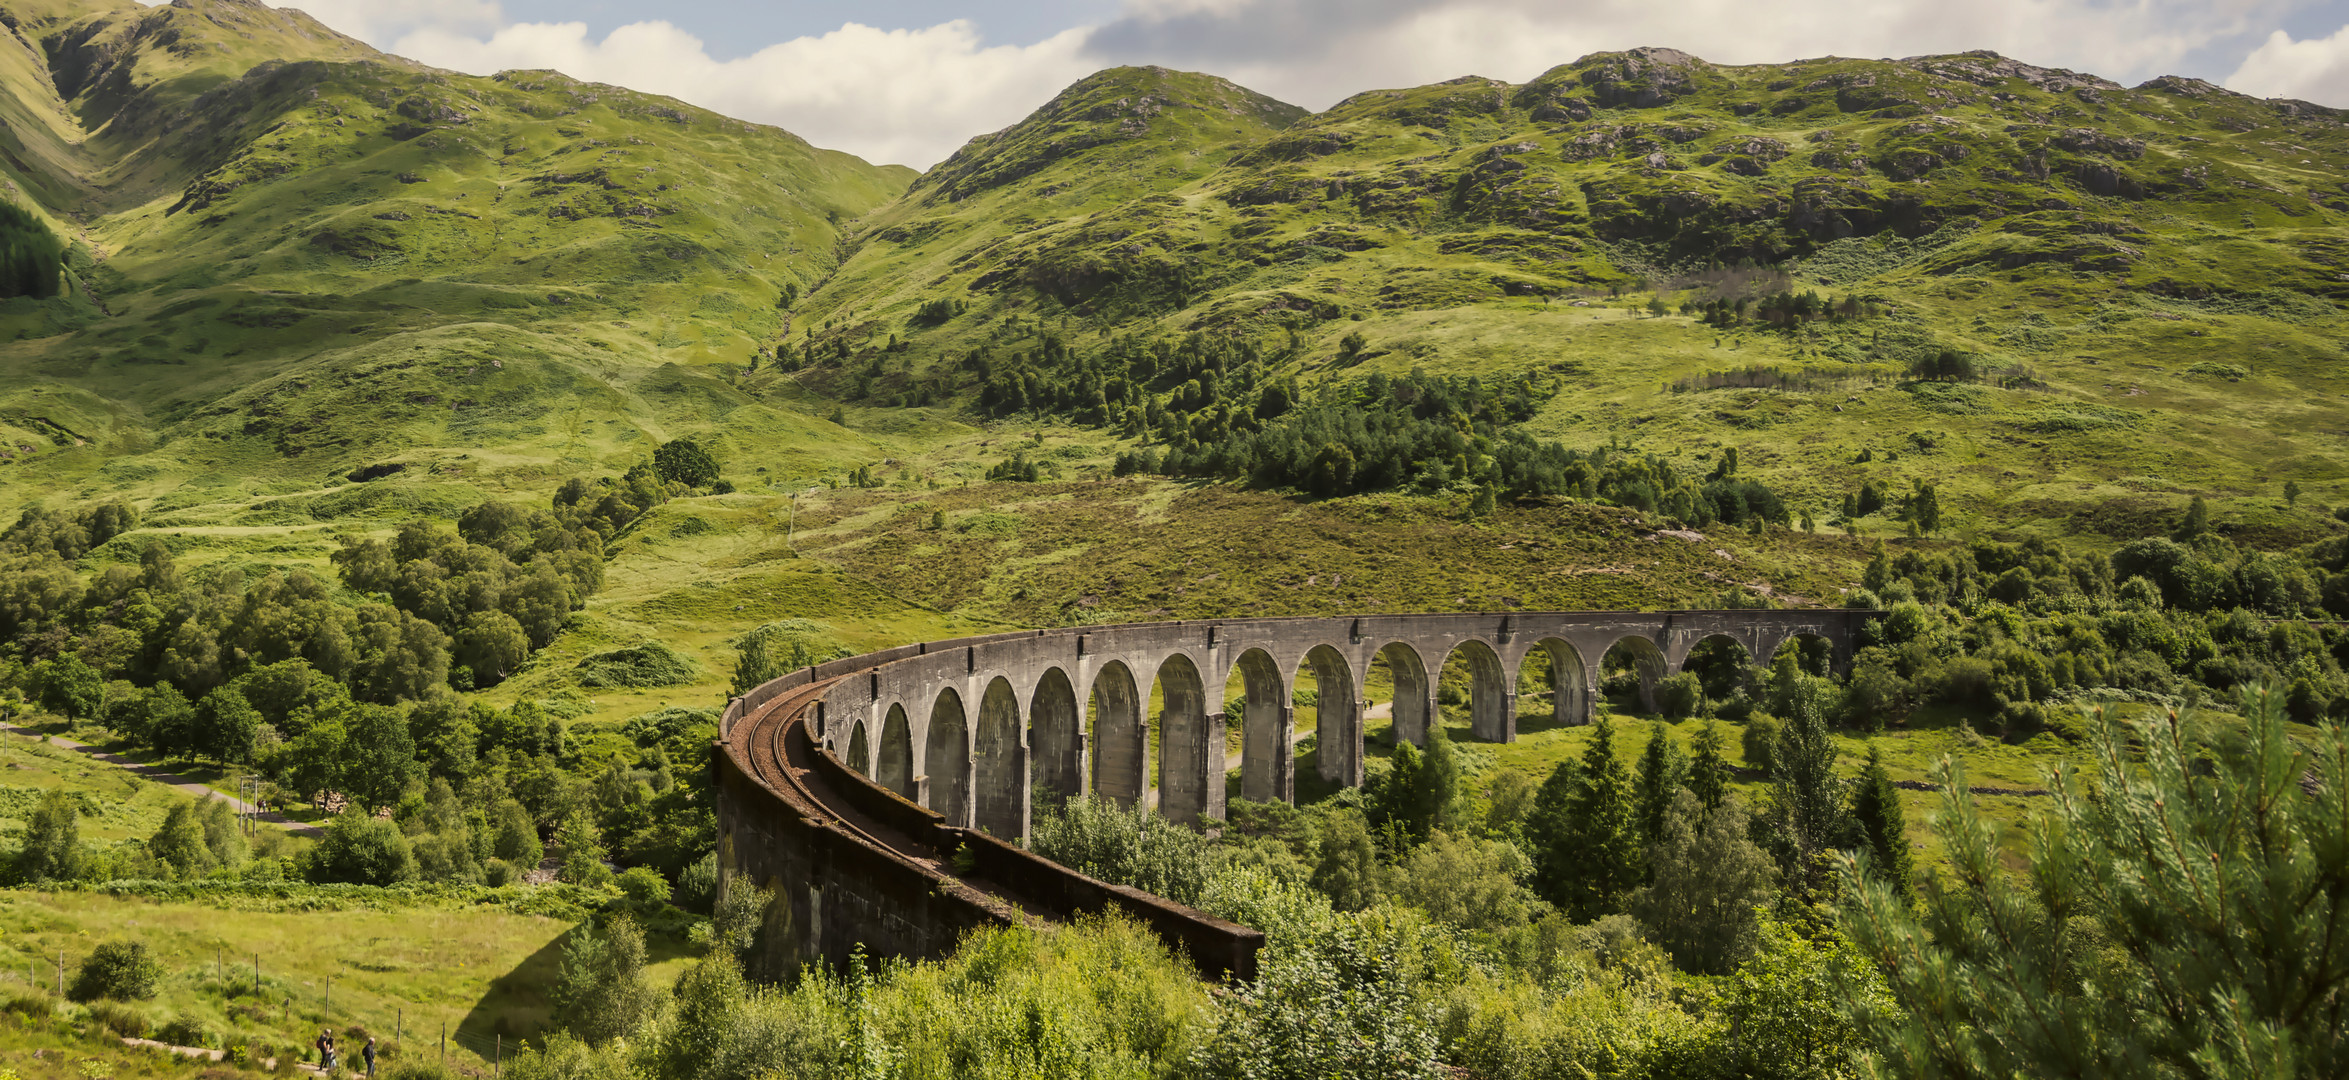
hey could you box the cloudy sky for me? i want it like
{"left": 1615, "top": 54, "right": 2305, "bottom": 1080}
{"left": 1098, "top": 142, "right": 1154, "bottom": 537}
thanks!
{"left": 264, "top": 0, "right": 2349, "bottom": 168}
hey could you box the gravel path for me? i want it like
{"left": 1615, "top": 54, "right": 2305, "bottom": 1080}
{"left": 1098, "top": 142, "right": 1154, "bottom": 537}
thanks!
{"left": 0, "top": 724, "right": 326, "bottom": 837}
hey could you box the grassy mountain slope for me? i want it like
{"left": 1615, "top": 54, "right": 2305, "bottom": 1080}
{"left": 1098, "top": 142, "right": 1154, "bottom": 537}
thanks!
{"left": 0, "top": 0, "right": 915, "bottom": 520}
{"left": 798, "top": 49, "right": 2349, "bottom": 548}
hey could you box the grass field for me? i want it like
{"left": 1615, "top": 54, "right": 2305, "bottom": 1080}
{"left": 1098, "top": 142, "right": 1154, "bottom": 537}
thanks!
{"left": 0, "top": 887, "right": 695, "bottom": 1067}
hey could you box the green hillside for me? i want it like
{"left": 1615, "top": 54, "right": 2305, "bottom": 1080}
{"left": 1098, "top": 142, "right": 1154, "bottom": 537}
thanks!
{"left": 0, "top": 0, "right": 912, "bottom": 518}
{"left": 795, "top": 50, "right": 2349, "bottom": 548}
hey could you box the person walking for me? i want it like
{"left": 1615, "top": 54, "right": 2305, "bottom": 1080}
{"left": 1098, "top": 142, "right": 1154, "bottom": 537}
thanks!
{"left": 363, "top": 1036, "right": 377, "bottom": 1077}
{"left": 317, "top": 1029, "right": 337, "bottom": 1072}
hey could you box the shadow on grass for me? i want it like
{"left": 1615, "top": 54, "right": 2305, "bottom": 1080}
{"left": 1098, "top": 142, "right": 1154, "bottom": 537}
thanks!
{"left": 456, "top": 915, "right": 704, "bottom": 1046}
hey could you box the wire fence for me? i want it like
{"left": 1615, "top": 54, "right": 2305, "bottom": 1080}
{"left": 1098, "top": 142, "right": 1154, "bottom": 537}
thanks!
{"left": 7, "top": 944, "right": 533, "bottom": 1076}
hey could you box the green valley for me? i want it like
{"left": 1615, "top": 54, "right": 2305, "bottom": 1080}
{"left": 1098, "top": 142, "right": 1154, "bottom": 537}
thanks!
{"left": 0, "top": 3, "right": 2343, "bottom": 1076}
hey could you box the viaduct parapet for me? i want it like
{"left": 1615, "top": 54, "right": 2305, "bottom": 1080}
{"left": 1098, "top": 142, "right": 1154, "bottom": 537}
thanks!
{"left": 715, "top": 608, "right": 1874, "bottom": 981}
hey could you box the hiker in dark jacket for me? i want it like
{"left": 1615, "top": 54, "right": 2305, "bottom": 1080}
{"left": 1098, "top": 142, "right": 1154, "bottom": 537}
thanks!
{"left": 363, "top": 1036, "right": 377, "bottom": 1076}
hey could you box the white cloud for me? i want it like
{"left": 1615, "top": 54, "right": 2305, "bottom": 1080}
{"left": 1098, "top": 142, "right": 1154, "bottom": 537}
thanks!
{"left": 2225, "top": 25, "right": 2349, "bottom": 104}
{"left": 276, "top": 0, "right": 505, "bottom": 44}
{"left": 390, "top": 18, "right": 1096, "bottom": 168}
{"left": 1087, "top": 0, "right": 2294, "bottom": 110}
{"left": 257, "top": 0, "right": 2320, "bottom": 170}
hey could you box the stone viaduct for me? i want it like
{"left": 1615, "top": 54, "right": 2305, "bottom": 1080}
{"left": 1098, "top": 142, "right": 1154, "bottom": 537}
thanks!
{"left": 714, "top": 608, "right": 1874, "bottom": 981}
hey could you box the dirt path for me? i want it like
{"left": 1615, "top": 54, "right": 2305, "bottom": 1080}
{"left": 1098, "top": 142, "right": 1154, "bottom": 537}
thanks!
{"left": 2, "top": 724, "right": 326, "bottom": 838}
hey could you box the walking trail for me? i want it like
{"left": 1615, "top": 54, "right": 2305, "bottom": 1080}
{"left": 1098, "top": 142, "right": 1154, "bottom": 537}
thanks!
{"left": 1, "top": 723, "right": 325, "bottom": 837}
{"left": 115, "top": 1037, "right": 336, "bottom": 1073}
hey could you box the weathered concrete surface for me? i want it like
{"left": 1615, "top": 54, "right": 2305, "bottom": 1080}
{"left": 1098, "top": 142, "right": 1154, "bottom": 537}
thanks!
{"left": 715, "top": 608, "right": 1873, "bottom": 980}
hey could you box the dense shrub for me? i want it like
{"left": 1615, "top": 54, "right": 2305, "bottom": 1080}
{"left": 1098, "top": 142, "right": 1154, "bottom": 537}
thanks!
{"left": 307, "top": 811, "right": 417, "bottom": 886}
{"left": 1029, "top": 796, "right": 1219, "bottom": 907}
{"left": 574, "top": 641, "right": 699, "bottom": 689}
{"left": 69, "top": 940, "right": 162, "bottom": 1002}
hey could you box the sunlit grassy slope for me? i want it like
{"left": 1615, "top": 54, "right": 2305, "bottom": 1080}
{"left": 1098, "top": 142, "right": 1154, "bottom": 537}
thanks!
{"left": 0, "top": 0, "right": 910, "bottom": 513}
{"left": 799, "top": 51, "right": 2349, "bottom": 545}
{"left": 0, "top": 9, "right": 2339, "bottom": 885}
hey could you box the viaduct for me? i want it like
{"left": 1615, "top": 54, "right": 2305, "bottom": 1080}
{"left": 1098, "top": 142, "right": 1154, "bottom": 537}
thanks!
{"left": 714, "top": 608, "right": 1875, "bottom": 982}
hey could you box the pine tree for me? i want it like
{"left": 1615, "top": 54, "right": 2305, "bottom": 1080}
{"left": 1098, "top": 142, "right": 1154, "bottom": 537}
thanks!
{"left": 1688, "top": 719, "right": 1729, "bottom": 813}
{"left": 1635, "top": 721, "right": 1688, "bottom": 848}
{"left": 1529, "top": 714, "right": 1642, "bottom": 918}
{"left": 1841, "top": 686, "right": 2349, "bottom": 1078}
{"left": 1847, "top": 742, "right": 1911, "bottom": 891}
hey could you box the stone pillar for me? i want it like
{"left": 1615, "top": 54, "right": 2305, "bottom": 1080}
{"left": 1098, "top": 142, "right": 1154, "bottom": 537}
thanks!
{"left": 1470, "top": 681, "right": 1515, "bottom": 743}
{"left": 1203, "top": 711, "right": 1228, "bottom": 822}
{"left": 1273, "top": 705, "right": 1295, "bottom": 803}
{"left": 1316, "top": 695, "right": 1366, "bottom": 788}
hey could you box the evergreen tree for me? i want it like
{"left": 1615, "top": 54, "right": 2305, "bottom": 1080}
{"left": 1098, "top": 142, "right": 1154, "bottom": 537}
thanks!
{"left": 1688, "top": 719, "right": 1729, "bottom": 814}
{"left": 1529, "top": 714, "right": 1642, "bottom": 918}
{"left": 1848, "top": 742, "right": 1912, "bottom": 891}
{"left": 1841, "top": 687, "right": 2349, "bottom": 1077}
{"left": 1635, "top": 721, "right": 1688, "bottom": 847}
{"left": 1758, "top": 670, "right": 1848, "bottom": 894}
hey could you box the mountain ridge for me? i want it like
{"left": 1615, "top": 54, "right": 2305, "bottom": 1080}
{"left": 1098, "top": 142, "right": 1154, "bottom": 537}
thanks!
{"left": 0, "top": 8, "right": 2337, "bottom": 563}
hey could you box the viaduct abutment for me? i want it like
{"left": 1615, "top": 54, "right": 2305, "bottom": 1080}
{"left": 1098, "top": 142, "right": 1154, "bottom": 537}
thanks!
{"left": 714, "top": 608, "right": 1873, "bottom": 981}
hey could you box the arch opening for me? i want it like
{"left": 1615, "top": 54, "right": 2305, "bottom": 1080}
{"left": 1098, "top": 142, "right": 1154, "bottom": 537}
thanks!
{"left": 1225, "top": 648, "right": 1290, "bottom": 806}
{"left": 1516, "top": 637, "right": 1589, "bottom": 731}
{"left": 877, "top": 704, "right": 914, "bottom": 799}
{"left": 1029, "top": 668, "right": 1084, "bottom": 812}
{"left": 924, "top": 688, "right": 971, "bottom": 827}
{"left": 845, "top": 720, "right": 870, "bottom": 775}
{"left": 1600, "top": 635, "right": 1670, "bottom": 716}
{"left": 1154, "top": 653, "right": 1216, "bottom": 825}
{"left": 1089, "top": 661, "right": 1146, "bottom": 807}
{"left": 1767, "top": 633, "right": 1834, "bottom": 678}
{"left": 1683, "top": 635, "right": 1753, "bottom": 705}
{"left": 1300, "top": 644, "right": 1360, "bottom": 793}
{"left": 1370, "top": 642, "right": 1432, "bottom": 748}
{"left": 1439, "top": 639, "right": 1511, "bottom": 743}
{"left": 974, "top": 677, "right": 1025, "bottom": 840}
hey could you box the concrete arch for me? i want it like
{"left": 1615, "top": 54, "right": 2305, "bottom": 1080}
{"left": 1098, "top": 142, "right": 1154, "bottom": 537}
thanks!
{"left": 1303, "top": 644, "right": 1362, "bottom": 786}
{"left": 1154, "top": 652, "right": 1218, "bottom": 824}
{"left": 1526, "top": 637, "right": 1592, "bottom": 727}
{"left": 1442, "top": 638, "right": 1512, "bottom": 742}
{"left": 925, "top": 688, "right": 972, "bottom": 827}
{"left": 1029, "top": 668, "right": 1084, "bottom": 810}
{"left": 1376, "top": 641, "right": 1435, "bottom": 747}
{"left": 974, "top": 677, "right": 1025, "bottom": 840}
{"left": 845, "top": 720, "right": 870, "bottom": 775}
{"left": 878, "top": 704, "right": 915, "bottom": 799}
{"left": 1090, "top": 661, "right": 1147, "bottom": 807}
{"left": 1760, "top": 630, "right": 1835, "bottom": 676}
{"left": 1681, "top": 633, "right": 1753, "bottom": 703}
{"left": 1602, "top": 634, "right": 1670, "bottom": 714}
{"left": 1229, "top": 648, "right": 1291, "bottom": 805}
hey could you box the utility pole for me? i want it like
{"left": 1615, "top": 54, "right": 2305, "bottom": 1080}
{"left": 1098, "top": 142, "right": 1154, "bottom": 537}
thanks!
{"left": 440, "top": 1022, "right": 446, "bottom": 1068}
